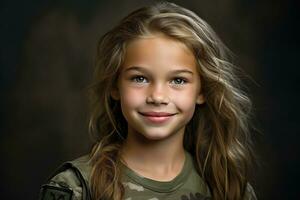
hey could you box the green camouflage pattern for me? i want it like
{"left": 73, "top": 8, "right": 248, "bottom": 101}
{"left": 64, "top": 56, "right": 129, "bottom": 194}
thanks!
{"left": 39, "top": 152, "right": 257, "bottom": 200}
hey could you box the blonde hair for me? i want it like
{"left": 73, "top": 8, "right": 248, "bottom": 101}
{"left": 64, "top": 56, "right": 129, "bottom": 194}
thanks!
{"left": 88, "top": 1, "right": 255, "bottom": 200}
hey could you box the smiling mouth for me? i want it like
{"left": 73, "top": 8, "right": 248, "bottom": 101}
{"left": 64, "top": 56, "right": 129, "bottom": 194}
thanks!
{"left": 139, "top": 112, "right": 176, "bottom": 123}
{"left": 139, "top": 112, "right": 176, "bottom": 117}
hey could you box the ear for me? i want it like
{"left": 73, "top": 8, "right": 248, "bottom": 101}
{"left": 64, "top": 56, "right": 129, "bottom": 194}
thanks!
{"left": 111, "top": 87, "right": 120, "bottom": 100}
{"left": 196, "top": 93, "right": 205, "bottom": 105}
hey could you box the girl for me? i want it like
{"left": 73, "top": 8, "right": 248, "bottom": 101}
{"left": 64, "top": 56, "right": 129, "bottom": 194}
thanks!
{"left": 39, "top": 1, "right": 257, "bottom": 200}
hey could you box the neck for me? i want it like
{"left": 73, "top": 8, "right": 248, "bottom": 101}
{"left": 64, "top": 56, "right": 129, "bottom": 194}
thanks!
{"left": 121, "top": 129, "right": 186, "bottom": 181}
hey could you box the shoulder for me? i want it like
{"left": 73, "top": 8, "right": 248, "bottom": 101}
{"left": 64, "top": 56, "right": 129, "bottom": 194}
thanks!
{"left": 243, "top": 182, "right": 257, "bottom": 200}
{"left": 39, "top": 155, "right": 91, "bottom": 200}
{"left": 39, "top": 169, "right": 83, "bottom": 200}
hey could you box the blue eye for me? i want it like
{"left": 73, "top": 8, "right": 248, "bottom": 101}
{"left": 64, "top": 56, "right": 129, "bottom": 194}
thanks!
{"left": 131, "top": 75, "right": 147, "bottom": 83}
{"left": 171, "top": 77, "right": 187, "bottom": 85}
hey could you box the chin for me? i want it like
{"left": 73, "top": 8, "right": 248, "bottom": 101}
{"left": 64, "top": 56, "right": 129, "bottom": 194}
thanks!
{"left": 139, "top": 130, "right": 174, "bottom": 141}
{"left": 143, "top": 134, "right": 168, "bottom": 141}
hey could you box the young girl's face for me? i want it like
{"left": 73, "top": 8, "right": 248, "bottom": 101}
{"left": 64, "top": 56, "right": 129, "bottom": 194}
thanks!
{"left": 111, "top": 35, "right": 205, "bottom": 141}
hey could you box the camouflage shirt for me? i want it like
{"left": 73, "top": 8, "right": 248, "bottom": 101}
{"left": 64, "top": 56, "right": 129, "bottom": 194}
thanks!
{"left": 39, "top": 151, "right": 257, "bottom": 200}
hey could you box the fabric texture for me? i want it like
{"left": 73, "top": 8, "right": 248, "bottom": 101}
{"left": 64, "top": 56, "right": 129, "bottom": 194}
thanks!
{"left": 121, "top": 151, "right": 211, "bottom": 200}
{"left": 39, "top": 151, "right": 257, "bottom": 200}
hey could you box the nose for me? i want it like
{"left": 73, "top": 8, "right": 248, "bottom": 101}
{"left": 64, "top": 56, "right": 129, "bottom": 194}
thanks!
{"left": 146, "top": 83, "right": 169, "bottom": 105}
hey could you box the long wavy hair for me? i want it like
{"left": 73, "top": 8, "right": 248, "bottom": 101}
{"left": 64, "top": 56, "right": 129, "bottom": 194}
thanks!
{"left": 88, "top": 1, "right": 255, "bottom": 200}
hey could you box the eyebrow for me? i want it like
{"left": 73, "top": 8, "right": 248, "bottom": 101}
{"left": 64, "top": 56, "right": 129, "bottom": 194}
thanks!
{"left": 124, "top": 66, "right": 194, "bottom": 75}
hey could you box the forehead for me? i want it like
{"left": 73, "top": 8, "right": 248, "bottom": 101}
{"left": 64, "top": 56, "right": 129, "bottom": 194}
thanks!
{"left": 122, "top": 35, "right": 197, "bottom": 73}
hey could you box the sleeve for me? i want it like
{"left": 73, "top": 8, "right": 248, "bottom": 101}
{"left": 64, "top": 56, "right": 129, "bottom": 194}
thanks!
{"left": 243, "top": 183, "right": 257, "bottom": 200}
{"left": 39, "top": 169, "right": 83, "bottom": 200}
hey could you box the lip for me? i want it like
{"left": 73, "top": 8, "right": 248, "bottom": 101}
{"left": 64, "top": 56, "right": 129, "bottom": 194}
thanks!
{"left": 139, "top": 112, "right": 176, "bottom": 123}
{"left": 139, "top": 112, "right": 176, "bottom": 117}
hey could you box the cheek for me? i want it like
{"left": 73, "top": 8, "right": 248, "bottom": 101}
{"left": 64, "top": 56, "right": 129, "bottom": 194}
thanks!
{"left": 172, "top": 88, "right": 198, "bottom": 115}
{"left": 176, "top": 95, "right": 197, "bottom": 123}
{"left": 173, "top": 86, "right": 199, "bottom": 103}
{"left": 175, "top": 95, "right": 196, "bottom": 110}
{"left": 120, "top": 87, "right": 145, "bottom": 108}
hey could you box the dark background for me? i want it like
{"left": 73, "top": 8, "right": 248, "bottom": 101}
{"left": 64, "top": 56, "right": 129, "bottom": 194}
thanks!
{"left": 1, "top": 0, "right": 299, "bottom": 199}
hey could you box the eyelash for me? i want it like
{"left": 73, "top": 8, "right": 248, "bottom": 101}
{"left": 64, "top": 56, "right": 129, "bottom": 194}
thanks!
{"left": 130, "top": 75, "right": 188, "bottom": 85}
